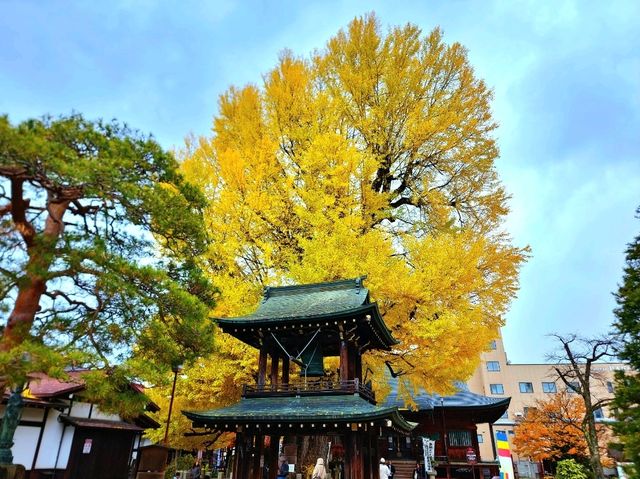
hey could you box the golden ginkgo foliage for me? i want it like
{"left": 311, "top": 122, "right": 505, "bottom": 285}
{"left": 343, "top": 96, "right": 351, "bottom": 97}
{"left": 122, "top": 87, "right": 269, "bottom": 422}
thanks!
{"left": 160, "top": 13, "right": 528, "bottom": 448}
{"left": 145, "top": 333, "right": 256, "bottom": 449}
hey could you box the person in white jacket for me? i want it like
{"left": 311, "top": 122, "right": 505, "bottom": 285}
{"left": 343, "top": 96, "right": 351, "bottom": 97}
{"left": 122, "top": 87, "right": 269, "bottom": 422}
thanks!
{"left": 379, "top": 458, "right": 391, "bottom": 479}
{"left": 311, "top": 458, "right": 327, "bottom": 479}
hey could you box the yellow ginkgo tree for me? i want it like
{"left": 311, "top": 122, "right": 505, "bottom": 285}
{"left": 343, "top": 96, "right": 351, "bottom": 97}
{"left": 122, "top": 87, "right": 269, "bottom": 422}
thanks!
{"left": 155, "top": 13, "right": 528, "bottom": 448}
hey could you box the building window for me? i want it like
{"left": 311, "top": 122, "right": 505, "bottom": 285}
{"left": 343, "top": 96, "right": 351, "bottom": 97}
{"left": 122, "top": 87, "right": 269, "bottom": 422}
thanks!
{"left": 477, "top": 434, "right": 484, "bottom": 444}
{"left": 542, "top": 382, "right": 557, "bottom": 393}
{"left": 449, "top": 430, "right": 472, "bottom": 447}
{"left": 500, "top": 410, "right": 509, "bottom": 419}
{"left": 490, "top": 384, "right": 504, "bottom": 395}
{"left": 607, "top": 381, "right": 614, "bottom": 393}
{"left": 567, "top": 382, "right": 580, "bottom": 394}
{"left": 523, "top": 407, "right": 531, "bottom": 417}
{"left": 593, "top": 408, "right": 605, "bottom": 419}
{"left": 489, "top": 340, "right": 497, "bottom": 350}
{"left": 487, "top": 361, "right": 500, "bottom": 372}
{"left": 519, "top": 382, "right": 534, "bottom": 393}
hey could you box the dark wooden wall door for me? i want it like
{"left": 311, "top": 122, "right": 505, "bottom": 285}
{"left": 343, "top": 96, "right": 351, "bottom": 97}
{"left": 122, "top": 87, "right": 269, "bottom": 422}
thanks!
{"left": 67, "top": 428, "right": 135, "bottom": 479}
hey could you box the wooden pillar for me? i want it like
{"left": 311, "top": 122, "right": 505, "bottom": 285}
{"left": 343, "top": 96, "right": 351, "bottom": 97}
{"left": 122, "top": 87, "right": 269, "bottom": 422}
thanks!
{"left": 282, "top": 356, "right": 290, "bottom": 385}
{"left": 488, "top": 423, "right": 497, "bottom": 461}
{"left": 355, "top": 350, "right": 362, "bottom": 382}
{"left": 258, "top": 347, "right": 268, "bottom": 387}
{"left": 340, "top": 339, "right": 349, "bottom": 382}
{"left": 344, "top": 431, "right": 352, "bottom": 479}
{"left": 270, "top": 353, "right": 279, "bottom": 387}
{"left": 268, "top": 435, "right": 279, "bottom": 479}
{"left": 351, "top": 431, "right": 364, "bottom": 479}
{"left": 472, "top": 426, "right": 481, "bottom": 462}
{"left": 251, "top": 434, "right": 262, "bottom": 479}
{"left": 233, "top": 431, "right": 244, "bottom": 479}
{"left": 366, "top": 431, "right": 375, "bottom": 479}
{"left": 347, "top": 344, "right": 357, "bottom": 380}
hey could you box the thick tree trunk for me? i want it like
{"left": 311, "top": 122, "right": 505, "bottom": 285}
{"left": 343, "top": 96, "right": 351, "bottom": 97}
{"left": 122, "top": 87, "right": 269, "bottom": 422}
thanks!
{"left": 1, "top": 278, "right": 46, "bottom": 351}
{"left": 585, "top": 420, "right": 605, "bottom": 479}
{"left": 299, "top": 435, "right": 331, "bottom": 477}
{"left": 1, "top": 198, "right": 70, "bottom": 352}
{"left": 0, "top": 196, "right": 69, "bottom": 465}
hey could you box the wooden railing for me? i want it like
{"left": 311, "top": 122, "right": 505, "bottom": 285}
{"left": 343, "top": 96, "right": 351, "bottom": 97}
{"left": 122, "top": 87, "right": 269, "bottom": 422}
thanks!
{"left": 242, "top": 378, "right": 376, "bottom": 402}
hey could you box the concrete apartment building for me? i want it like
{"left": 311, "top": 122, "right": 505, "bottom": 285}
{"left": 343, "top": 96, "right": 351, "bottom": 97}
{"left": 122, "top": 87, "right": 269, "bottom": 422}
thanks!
{"left": 467, "top": 332, "right": 629, "bottom": 477}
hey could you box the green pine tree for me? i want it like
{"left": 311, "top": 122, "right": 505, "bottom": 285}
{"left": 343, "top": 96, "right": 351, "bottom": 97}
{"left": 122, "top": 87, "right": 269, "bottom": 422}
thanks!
{"left": 612, "top": 207, "right": 640, "bottom": 479}
{"left": 0, "top": 114, "right": 216, "bottom": 464}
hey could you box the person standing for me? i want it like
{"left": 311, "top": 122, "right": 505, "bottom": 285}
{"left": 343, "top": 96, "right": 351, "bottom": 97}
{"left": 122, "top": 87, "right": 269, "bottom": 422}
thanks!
{"left": 277, "top": 455, "right": 289, "bottom": 479}
{"left": 388, "top": 460, "right": 395, "bottom": 479}
{"left": 190, "top": 462, "right": 201, "bottom": 479}
{"left": 379, "top": 458, "right": 391, "bottom": 479}
{"left": 311, "top": 458, "right": 327, "bottom": 479}
{"left": 413, "top": 462, "right": 425, "bottom": 479}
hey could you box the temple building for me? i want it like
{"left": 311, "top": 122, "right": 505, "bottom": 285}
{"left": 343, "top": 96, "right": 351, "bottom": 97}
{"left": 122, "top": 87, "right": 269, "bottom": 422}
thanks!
{"left": 184, "top": 278, "right": 509, "bottom": 479}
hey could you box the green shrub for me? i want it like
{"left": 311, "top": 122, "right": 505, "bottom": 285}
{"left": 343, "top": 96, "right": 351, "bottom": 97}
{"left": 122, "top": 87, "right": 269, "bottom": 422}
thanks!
{"left": 164, "top": 453, "right": 196, "bottom": 479}
{"left": 555, "top": 459, "right": 589, "bottom": 479}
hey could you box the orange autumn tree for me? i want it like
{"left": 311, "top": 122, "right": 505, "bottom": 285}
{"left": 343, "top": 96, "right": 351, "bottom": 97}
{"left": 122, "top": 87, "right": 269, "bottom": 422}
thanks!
{"left": 154, "top": 14, "right": 528, "bottom": 447}
{"left": 513, "top": 391, "right": 613, "bottom": 467}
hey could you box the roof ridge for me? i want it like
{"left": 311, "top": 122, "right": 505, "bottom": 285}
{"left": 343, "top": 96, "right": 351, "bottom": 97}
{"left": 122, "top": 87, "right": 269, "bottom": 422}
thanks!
{"left": 264, "top": 276, "right": 367, "bottom": 298}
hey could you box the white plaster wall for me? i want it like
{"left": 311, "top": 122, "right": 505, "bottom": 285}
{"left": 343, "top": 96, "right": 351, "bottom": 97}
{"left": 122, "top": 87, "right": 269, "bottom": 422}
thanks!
{"left": 34, "top": 409, "right": 68, "bottom": 469}
{"left": 11, "top": 424, "right": 38, "bottom": 469}
{"left": 4, "top": 399, "right": 146, "bottom": 471}
{"left": 67, "top": 401, "right": 119, "bottom": 421}
{"left": 54, "top": 425, "right": 75, "bottom": 469}
{"left": 91, "top": 406, "right": 120, "bottom": 421}
{"left": 68, "top": 402, "right": 91, "bottom": 417}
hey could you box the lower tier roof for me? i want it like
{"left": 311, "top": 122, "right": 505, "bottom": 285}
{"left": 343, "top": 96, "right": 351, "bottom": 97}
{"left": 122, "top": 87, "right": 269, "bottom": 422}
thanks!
{"left": 383, "top": 378, "right": 511, "bottom": 424}
{"left": 183, "top": 394, "right": 416, "bottom": 433}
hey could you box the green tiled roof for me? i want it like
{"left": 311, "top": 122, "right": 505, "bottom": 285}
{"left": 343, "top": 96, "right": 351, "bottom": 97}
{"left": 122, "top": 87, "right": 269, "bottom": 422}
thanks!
{"left": 216, "top": 277, "right": 398, "bottom": 351}
{"left": 183, "top": 394, "right": 415, "bottom": 433}
{"left": 220, "top": 278, "right": 370, "bottom": 321}
{"left": 383, "top": 378, "right": 511, "bottom": 423}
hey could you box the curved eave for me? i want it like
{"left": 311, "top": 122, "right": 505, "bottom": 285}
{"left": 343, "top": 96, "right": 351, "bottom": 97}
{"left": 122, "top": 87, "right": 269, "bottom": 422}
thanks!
{"left": 366, "top": 302, "right": 398, "bottom": 349}
{"left": 184, "top": 407, "right": 412, "bottom": 429}
{"left": 216, "top": 304, "right": 372, "bottom": 327}
{"left": 436, "top": 397, "right": 511, "bottom": 424}
{"left": 183, "top": 396, "right": 415, "bottom": 434}
{"left": 216, "top": 303, "right": 398, "bottom": 350}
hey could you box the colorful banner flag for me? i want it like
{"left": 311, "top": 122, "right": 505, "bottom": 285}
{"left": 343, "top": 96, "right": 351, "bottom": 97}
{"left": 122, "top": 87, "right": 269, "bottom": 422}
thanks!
{"left": 496, "top": 431, "right": 515, "bottom": 479}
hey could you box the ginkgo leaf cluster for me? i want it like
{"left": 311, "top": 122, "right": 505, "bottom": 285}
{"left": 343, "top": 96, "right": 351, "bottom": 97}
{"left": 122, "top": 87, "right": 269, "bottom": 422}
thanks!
{"left": 169, "top": 13, "right": 528, "bottom": 447}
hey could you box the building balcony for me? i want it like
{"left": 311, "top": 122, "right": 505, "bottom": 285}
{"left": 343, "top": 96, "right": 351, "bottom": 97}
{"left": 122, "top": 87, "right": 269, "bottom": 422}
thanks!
{"left": 242, "top": 378, "right": 376, "bottom": 403}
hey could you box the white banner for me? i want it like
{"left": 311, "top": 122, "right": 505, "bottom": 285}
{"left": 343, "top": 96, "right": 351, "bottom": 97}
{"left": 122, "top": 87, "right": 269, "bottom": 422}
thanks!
{"left": 421, "top": 437, "right": 435, "bottom": 474}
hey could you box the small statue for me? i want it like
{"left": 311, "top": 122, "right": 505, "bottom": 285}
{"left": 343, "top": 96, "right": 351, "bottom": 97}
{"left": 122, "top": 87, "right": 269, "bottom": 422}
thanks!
{"left": 0, "top": 386, "right": 25, "bottom": 464}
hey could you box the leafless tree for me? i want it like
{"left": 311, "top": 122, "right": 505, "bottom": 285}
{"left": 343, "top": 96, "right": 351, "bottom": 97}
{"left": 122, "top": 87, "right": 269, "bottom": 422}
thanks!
{"left": 547, "top": 334, "right": 616, "bottom": 479}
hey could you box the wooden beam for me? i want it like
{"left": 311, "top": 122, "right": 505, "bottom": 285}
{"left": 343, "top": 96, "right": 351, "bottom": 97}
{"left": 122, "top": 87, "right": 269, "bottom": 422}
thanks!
{"left": 340, "top": 339, "right": 349, "bottom": 381}
{"left": 258, "top": 348, "right": 268, "bottom": 387}
{"left": 282, "top": 356, "right": 290, "bottom": 385}
{"left": 270, "top": 353, "right": 279, "bottom": 386}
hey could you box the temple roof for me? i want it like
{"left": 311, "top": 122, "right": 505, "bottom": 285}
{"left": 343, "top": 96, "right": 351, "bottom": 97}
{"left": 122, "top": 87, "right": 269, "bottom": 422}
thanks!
{"left": 216, "top": 277, "right": 398, "bottom": 352}
{"left": 383, "top": 378, "right": 510, "bottom": 424}
{"left": 184, "top": 394, "right": 416, "bottom": 433}
{"left": 234, "top": 278, "right": 371, "bottom": 320}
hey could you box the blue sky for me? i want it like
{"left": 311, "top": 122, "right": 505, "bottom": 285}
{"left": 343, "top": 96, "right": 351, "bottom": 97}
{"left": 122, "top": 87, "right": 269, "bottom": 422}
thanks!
{"left": 2, "top": 0, "right": 639, "bottom": 363}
